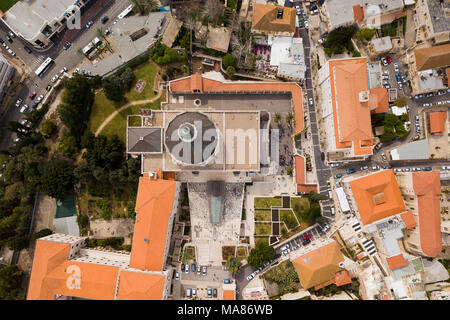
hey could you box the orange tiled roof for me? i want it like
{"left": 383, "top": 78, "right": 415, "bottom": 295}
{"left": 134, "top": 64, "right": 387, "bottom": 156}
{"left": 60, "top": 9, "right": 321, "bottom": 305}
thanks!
{"left": 446, "top": 68, "right": 450, "bottom": 82}
{"left": 352, "top": 5, "right": 364, "bottom": 21}
{"left": 27, "top": 241, "right": 121, "bottom": 300}
{"left": 400, "top": 211, "right": 416, "bottom": 230}
{"left": 386, "top": 254, "right": 409, "bottom": 270}
{"left": 413, "top": 172, "right": 442, "bottom": 257}
{"left": 116, "top": 270, "right": 165, "bottom": 300}
{"left": 297, "top": 184, "right": 318, "bottom": 194}
{"left": 223, "top": 290, "right": 236, "bottom": 300}
{"left": 350, "top": 170, "right": 406, "bottom": 225}
{"left": 356, "top": 252, "right": 367, "bottom": 260}
{"left": 369, "top": 88, "right": 389, "bottom": 113}
{"left": 328, "top": 59, "right": 373, "bottom": 156}
{"left": 292, "top": 241, "right": 344, "bottom": 289}
{"left": 429, "top": 112, "right": 447, "bottom": 134}
{"left": 334, "top": 270, "right": 352, "bottom": 286}
{"left": 294, "top": 155, "right": 306, "bottom": 185}
{"left": 169, "top": 75, "right": 304, "bottom": 134}
{"left": 251, "top": 4, "right": 296, "bottom": 34}
{"left": 130, "top": 175, "right": 177, "bottom": 271}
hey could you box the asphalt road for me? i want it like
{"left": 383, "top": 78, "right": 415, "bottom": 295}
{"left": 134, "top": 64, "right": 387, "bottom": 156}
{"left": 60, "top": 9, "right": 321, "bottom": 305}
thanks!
{"left": 0, "top": 0, "right": 131, "bottom": 151}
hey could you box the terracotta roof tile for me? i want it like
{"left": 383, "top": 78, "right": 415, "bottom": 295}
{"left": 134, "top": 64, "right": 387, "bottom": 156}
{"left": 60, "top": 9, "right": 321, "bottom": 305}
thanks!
{"left": 429, "top": 112, "right": 447, "bottom": 134}
{"left": 292, "top": 241, "right": 344, "bottom": 289}
{"left": 386, "top": 254, "right": 409, "bottom": 270}
{"left": 116, "top": 270, "right": 165, "bottom": 300}
{"left": 369, "top": 88, "right": 389, "bottom": 113}
{"left": 350, "top": 170, "right": 406, "bottom": 225}
{"left": 251, "top": 4, "right": 296, "bottom": 34}
{"left": 328, "top": 58, "right": 373, "bottom": 156}
{"left": 413, "top": 172, "right": 442, "bottom": 257}
{"left": 223, "top": 290, "right": 236, "bottom": 300}
{"left": 352, "top": 5, "right": 364, "bottom": 21}
{"left": 400, "top": 211, "right": 416, "bottom": 230}
{"left": 130, "top": 176, "right": 177, "bottom": 271}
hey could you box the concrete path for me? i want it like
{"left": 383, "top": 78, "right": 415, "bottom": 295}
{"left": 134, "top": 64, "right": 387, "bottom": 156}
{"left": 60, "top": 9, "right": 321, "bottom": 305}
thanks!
{"left": 95, "top": 88, "right": 163, "bottom": 136}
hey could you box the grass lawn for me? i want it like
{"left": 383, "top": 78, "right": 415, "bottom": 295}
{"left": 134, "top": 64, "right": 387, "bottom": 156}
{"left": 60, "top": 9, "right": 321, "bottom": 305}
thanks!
{"left": 255, "top": 222, "right": 272, "bottom": 236}
{"left": 254, "top": 197, "right": 282, "bottom": 209}
{"left": 128, "top": 116, "right": 142, "bottom": 127}
{"left": 291, "top": 197, "right": 310, "bottom": 222}
{"left": 280, "top": 209, "right": 299, "bottom": 230}
{"left": 255, "top": 236, "right": 269, "bottom": 246}
{"left": 125, "top": 60, "right": 159, "bottom": 101}
{"left": 182, "top": 246, "right": 196, "bottom": 264}
{"left": 0, "top": 0, "right": 17, "bottom": 12}
{"left": 236, "top": 246, "right": 247, "bottom": 259}
{"left": 255, "top": 209, "right": 271, "bottom": 221}
{"left": 88, "top": 61, "right": 159, "bottom": 135}
{"left": 88, "top": 91, "right": 125, "bottom": 134}
{"left": 101, "top": 98, "right": 161, "bottom": 143}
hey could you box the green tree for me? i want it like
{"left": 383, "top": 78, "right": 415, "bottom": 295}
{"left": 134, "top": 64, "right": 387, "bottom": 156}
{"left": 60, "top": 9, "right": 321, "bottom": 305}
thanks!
{"left": 40, "top": 120, "right": 57, "bottom": 137}
{"left": 57, "top": 129, "right": 78, "bottom": 157}
{"left": 102, "top": 75, "right": 124, "bottom": 102}
{"left": 31, "top": 228, "right": 53, "bottom": 241}
{"left": 286, "top": 166, "right": 293, "bottom": 176}
{"left": 226, "top": 256, "right": 242, "bottom": 275}
{"left": 38, "top": 158, "right": 75, "bottom": 200}
{"left": 394, "top": 97, "right": 407, "bottom": 108}
{"left": 248, "top": 241, "right": 275, "bottom": 269}
{"left": 226, "top": 66, "right": 236, "bottom": 77}
{"left": 285, "top": 112, "right": 294, "bottom": 126}
{"left": 120, "top": 67, "right": 136, "bottom": 91}
{"left": 130, "top": 0, "right": 158, "bottom": 14}
{"left": 356, "top": 28, "right": 376, "bottom": 41}
{"left": 222, "top": 54, "right": 236, "bottom": 69}
{"left": 323, "top": 25, "right": 357, "bottom": 55}
{"left": 0, "top": 265, "right": 25, "bottom": 300}
{"left": 274, "top": 113, "right": 282, "bottom": 124}
{"left": 352, "top": 50, "right": 361, "bottom": 57}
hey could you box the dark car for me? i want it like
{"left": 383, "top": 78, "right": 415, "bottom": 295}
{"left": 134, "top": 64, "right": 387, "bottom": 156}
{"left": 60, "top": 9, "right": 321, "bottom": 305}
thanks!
{"left": 302, "top": 238, "right": 311, "bottom": 246}
{"left": 320, "top": 152, "right": 325, "bottom": 161}
{"left": 191, "top": 263, "right": 196, "bottom": 272}
{"left": 0, "top": 39, "right": 4, "bottom": 45}
{"left": 101, "top": 16, "right": 109, "bottom": 24}
{"left": 335, "top": 173, "right": 342, "bottom": 179}
{"left": 63, "top": 41, "right": 71, "bottom": 50}
{"left": 347, "top": 168, "right": 356, "bottom": 174}
{"left": 181, "top": 263, "right": 185, "bottom": 271}
{"left": 24, "top": 46, "right": 32, "bottom": 54}
{"left": 5, "top": 34, "right": 12, "bottom": 43}
{"left": 423, "top": 167, "right": 432, "bottom": 171}
{"left": 213, "top": 289, "right": 217, "bottom": 298}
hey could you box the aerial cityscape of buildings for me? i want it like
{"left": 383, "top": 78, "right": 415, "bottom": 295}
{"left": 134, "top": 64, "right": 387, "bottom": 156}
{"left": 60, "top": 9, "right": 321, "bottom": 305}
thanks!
{"left": 0, "top": 0, "right": 448, "bottom": 306}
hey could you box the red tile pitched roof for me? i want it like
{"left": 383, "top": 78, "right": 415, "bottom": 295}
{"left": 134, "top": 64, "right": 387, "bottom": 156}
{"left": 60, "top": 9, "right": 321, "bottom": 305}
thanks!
{"left": 412, "top": 172, "right": 442, "bottom": 257}
{"left": 429, "top": 112, "right": 447, "bottom": 134}
{"left": 386, "top": 254, "right": 409, "bottom": 270}
{"left": 400, "top": 211, "right": 416, "bottom": 230}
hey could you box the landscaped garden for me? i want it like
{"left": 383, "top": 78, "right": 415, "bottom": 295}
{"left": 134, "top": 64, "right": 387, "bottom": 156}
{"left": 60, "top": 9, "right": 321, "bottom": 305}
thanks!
{"left": 0, "top": 0, "right": 17, "bottom": 12}
{"left": 280, "top": 209, "right": 299, "bottom": 230}
{"left": 264, "top": 260, "right": 300, "bottom": 296}
{"left": 182, "top": 246, "right": 196, "bottom": 264}
{"left": 254, "top": 196, "right": 282, "bottom": 209}
{"left": 255, "top": 222, "right": 272, "bottom": 236}
{"left": 254, "top": 236, "right": 269, "bottom": 246}
{"left": 222, "top": 245, "right": 236, "bottom": 261}
{"left": 255, "top": 209, "right": 271, "bottom": 221}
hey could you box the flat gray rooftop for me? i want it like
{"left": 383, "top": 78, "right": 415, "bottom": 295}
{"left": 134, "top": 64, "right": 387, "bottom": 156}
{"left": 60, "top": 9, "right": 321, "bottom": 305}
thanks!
{"left": 427, "top": 0, "right": 450, "bottom": 34}
{"left": 4, "top": 0, "right": 75, "bottom": 40}
{"left": 167, "top": 93, "right": 293, "bottom": 113}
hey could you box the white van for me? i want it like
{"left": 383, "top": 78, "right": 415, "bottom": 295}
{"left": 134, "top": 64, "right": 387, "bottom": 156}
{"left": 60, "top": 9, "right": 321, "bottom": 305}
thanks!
{"left": 331, "top": 207, "right": 335, "bottom": 215}
{"left": 186, "top": 288, "right": 192, "bottom": 298}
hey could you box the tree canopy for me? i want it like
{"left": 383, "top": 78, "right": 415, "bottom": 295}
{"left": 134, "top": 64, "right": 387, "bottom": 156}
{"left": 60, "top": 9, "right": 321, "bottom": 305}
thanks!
{"left": 226, "top": 256, "right": 242, "bottom": 275}
{"left": 356, "top": 28, "right": 376, "bottom": 41}
{"left": 323, "top": 25, "right": 357, "bottom": 56}
{"left": 247, "top": 241, "right": 275, "bottom": 269}
{"left": 0, "top": 265, "right": 25, "bottom": 300}
{"left": 38, "top": 158, "right": 75, "bottom": 200}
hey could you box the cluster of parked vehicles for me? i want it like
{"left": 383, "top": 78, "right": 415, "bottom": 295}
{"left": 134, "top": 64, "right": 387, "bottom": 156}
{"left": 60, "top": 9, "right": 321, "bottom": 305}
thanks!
{"left": 246, "top": 259, "right": 274, "bottom": 281}
{"left": 393, "top": 167, "right": 432, "bottom": 172}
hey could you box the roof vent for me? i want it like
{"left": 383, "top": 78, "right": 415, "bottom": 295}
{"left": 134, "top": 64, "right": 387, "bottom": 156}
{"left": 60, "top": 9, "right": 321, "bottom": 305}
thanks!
{"left": 359, "top": 90, "right": 370, "bottom": 102}
{"left": 144, "top": 238, "right": 149, "bottom": 243}
{"left": 193, "top": 98, "right": 201, "bottom": 107}
{"left": 339, "top": 262, "right": 345, "bottom": 268}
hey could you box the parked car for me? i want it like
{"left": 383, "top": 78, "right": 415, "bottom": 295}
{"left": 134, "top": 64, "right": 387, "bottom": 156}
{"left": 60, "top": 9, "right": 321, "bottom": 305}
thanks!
{"left": 8, "top": 31, "right": 15, "bottom": 38}
{"left": 393, "top": 63, "right": 399, "bottom": 72}
{"left": 175, "top": 271, "right": 179, "bottom": 280}
{"left": 372, "top": 165, "right": 380, "bottom": 170}
{"left": 101, "top": 16, "right": 109, "bottom": 24}
{"left": 223, "top": 279, "right": 232, "bottom": 284}
{"left": 202, "top": 266, "right": 207, "bottom": 276}
{"left": 335, "top": 173, "right": 342, "bottom": 179}
{"left": 381, "top": 57, "right": 388, "bottom": 66}
{"left": 20, "top": 105, "right": 28, "bottom": 113}
{"left": 5, "top": 34, "right": 12, "bottom": 43}
{"left": 185, "top": 264, "right": 189, "bottom": 274}
{"left": 60, "top": 67, "right": 68, "bottom": 74}
{"left": 346, "top": 168, "right": 356, "bottom": 174}
{"left": 442, "top": 166, "right": 450, "bottom": 170}
{"left": 309, "top": 97, "right": 313, "bottom": 106}
{"left": 86, "top": 20, "right": 94, "bottom": 28}
{"left": 207, "top": 288, "right": 212, "bottom": 298}
{"left": 320, "top": 152, "right": 325, "bottom": 161}
{"left": 360, "top": 166, "right": 369, "bottom": 171}
{"left": 191, "top": 263, "right": 196, "bottom": 272}
{"left": 280, "top": 243, "right": 290, "bottom": 251}
{"left": 15, "top": 98, "right": 23, "bottom": 107}
{"left": 423, "top": 167, "right": 432, "bottom": 171}
{"left": 197, "top": 265, "right": 201, "bottom": 275}
{"left": 381, "top": 153, "right": 387, "bottom": 161}
{"left": 186, "top": 288, "right": 191, "bottom": 298}
{"left": 246, "top": 274, "right": 254, "bottom": 281}
{"left": 63, "top": 41, "right": 71, "bottom": 50}
{"left": 213, "top": 288, "right": 217, "bottom": 298}
{"left": 8, "top": 49, "right": 15, "bottom": 56}
{"left": 192, "top": 288, "right": 197, "bottom": 297}
{"left": 331, "top": 207, "right": 335, "bottom": 215}
{"left": 437, "top": 89, "right": 446, "bottom": 95}
{"left": 394, "top": 168, "right": 401, "bottom": 172}
{"left": 24, "top": 46, "right": 32, "bottom": 54}
{"left": 329, "top": 162, "right": 339, "bottom": 167}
